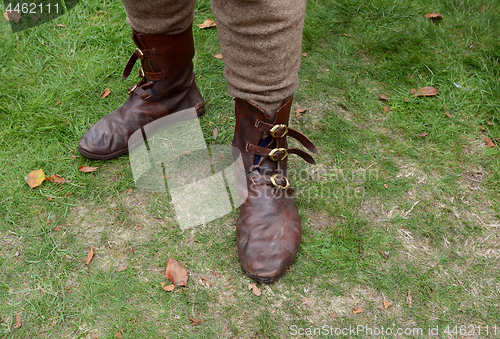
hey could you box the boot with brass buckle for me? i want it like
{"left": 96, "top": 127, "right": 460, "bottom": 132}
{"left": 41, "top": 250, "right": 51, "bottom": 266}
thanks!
{"left": 233, "top": 96, "right": 317, "bottom": 283}
{"left": 78, "top": 25, "right": 205, "bottom": 160}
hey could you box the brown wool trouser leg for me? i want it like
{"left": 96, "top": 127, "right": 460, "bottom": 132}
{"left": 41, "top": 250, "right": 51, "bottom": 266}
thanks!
{"left": 121, "top": 0, "right": 306, "bottom": 119}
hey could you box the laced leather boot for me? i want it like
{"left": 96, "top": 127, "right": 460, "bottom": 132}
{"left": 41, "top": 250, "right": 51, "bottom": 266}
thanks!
{"left": 78, "top": 25, "right": 205, "bottom": 160}
{"left": 233, "top": 97, "right": 317, "bottom": 283}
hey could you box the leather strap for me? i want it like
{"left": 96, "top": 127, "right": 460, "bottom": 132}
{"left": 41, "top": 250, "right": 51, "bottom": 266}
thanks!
{"left": 247, "top": 144, "right": 316, "bottom": 164}
{"left": 255, "top": 120, "right": 318, "bottom": 154}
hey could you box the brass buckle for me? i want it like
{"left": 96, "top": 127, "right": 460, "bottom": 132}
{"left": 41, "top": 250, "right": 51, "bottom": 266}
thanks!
{"left": 270, "top": 124, "right": 288, "bottom": 138}
{"left": 128, "top": 85, "right": 137, "bottom": 94}
{"left": 268, "top": 148, "right": 288, "bottom": 161}
{"left": 270, "top": 174, "right": 290, "bottom": 190}
{"left": 139, "top": 67, "right": 145, "bottom": 78}
{"left": 135, "top": 48, "right": 144, "bottom": 60}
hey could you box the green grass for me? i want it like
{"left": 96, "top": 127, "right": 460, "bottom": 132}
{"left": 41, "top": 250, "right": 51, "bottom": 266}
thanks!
{"left": 1, "top": 0, "right": 500, "bottom": 337}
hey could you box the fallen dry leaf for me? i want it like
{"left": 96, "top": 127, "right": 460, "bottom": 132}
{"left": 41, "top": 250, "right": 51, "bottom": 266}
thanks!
{"left": 484, "top": 136, "right": 496, "bottom": 148}
{"left": 404, "top": 98, "right": 409, "bottom": 102}
{"left": 214, "top": 53, "right": 223, "bottom": 59}
{"left": 4, "top": 10, "right": 21, "bottom": 22}
{"left": 426, "top": 13, "right": 443, "bottom": 20}
{"left": 46, "top": 174, "right": 68, "bottom": 184}
{"left": 115, "top": 332, "right": 122, "bottom": 338}
{"left": 378, "top": 249, "right": 389, "bottom": 259}
{"left": 100, "top": 88, "right": 111, "bottom": 98}
{"left": 486, "top": 120, "right": 494, "bottom": 125}
{"left": 116, "top": 265, "right": 128, "bottom": 272}
{"left": 248, "top": 283, "right": 261, "bottom": 296}
{"left": 197, "top": 19, "right": 216, "bottom": 29}
{"left": 14, "top": 314, "right": 21, "bottom": 329}
{"left": 383, "top": 106, "right": 390, "bottom": 112}
{"left": 379, "top": 94, "right": 389, "bottom": 100}
{"left": 379, "top": 298, "right": 392, "bottom": 310}
{"left": 57, "top": 24, "right": 66, "bottom": 27}
{"left": 302, "top": 297, "right": 314, "bottom": 306}
{"left": 189, "top": 317, "right": 202, "bottom": 325}
{"left": 294, "top": 107, "right": 307, "bottom": 114}
{"left": 406, "top": 290, "right": 412, "bottom": 308}
{"left": 302, "top": 52, "right": 307, "bottom": 57}
{"left": 79, "top": 166, "right": 98, "bottom": 173}
{"left": 445, "top": 111, "right": 452, "bottom": 118}
{"left": 85, "top": 246, "right": 94, "bottom": 265}
{"left": 212, "top": 128, "right": 218, "bottom": 139}
{"left": 165, "top": 258, "right": 188, "bottom": 286}
{"left": 420, "top": 132, "right": 428, "bottom": 137}
{"left": 384, "top": 183, "right": 388, "bottom": 189}
{"left": 161, "top": 282, "right": 175, "bottom": 291}
{"left": 353, "top": 307, "right": 364, "bottom": 314}
{"left": 411, "top": 87, "right": 439, "bottom": 97}
{"left": 25, "top": 169, "right": 46, "bottom": 188}
{"left": 201, "top": 275, "right": 213, "bottom": 287}
{"left": 214, "top": 271, "right": 220, "bottom": 277}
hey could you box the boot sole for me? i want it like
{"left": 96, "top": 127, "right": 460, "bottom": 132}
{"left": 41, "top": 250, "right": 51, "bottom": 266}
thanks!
{"left": 78, "top": 105, "right": 205, "bottom": 160}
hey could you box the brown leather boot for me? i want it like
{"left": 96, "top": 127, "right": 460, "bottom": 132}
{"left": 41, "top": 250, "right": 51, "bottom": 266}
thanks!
{"left": 233, "top": 97, "right": 317, "bottom": 283}
{"left": 78, "top": 25, "right": 205, "bottom": 160}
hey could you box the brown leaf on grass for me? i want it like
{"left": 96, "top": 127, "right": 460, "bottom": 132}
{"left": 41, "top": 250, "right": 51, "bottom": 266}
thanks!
{"left": 411, "top": 87, "right": 439, "bottom": 97}
{"left": 79, "top": 166, "right": 98, "bottom": 172}
{"left": 14, "top": 314, "right": 21, "bottom": 329}
{"left": 197, "top": 19, "right": 216, "bottom": 29}
{"left": 294, "top": 107, "right": 307, "bottom": 115}
{"left": 302, "top": 297, "right": 314, "bottom": 306}
{"left": 161, "top": 282, "right": 175, "bottom": 291}
{"left": 378, "top": 249, "right": 389, "bottom": 259}
{"left": 214, "top": 271, "right": 220, "bottom": 277}
{"left": 201, "top": 275, "right": 213, "bottom": 287}
{"left": 404, "top": 98, "right": 409, "bottom": 102}
{"left": 383, "top": 183, "right": 388, "bottom": 189}
{"left": 378, "top": 298, "right": 392, "bottom": 310}
{"left": 214, "top": 53, "right": 223, "bottom": 59}
{"left": 4, "top": 10, "right": 21, "bottom": 22}
{"left": 25, "top": 169, "right": 46, "bottom": 188}
{"left": 406, "top": 290, "right": 413, "bottom": 308}
{"left": 486, "top": 120, "right": 494, "bottom": 125}
{"left": 57, "top": 24, "right": 66, "bottom": 27}
{"left": 302, "top": 52, "right": 307, "bottom": 57}
{"left": 85, "top": 246, "right": 94, "bottom": 265}
{"left": 383, "top": 106, "right": 390, "bottom": 112}
{"left": 379, "top": 94, "right": 389, "bottom": 100}
{"left": 100, "top": 88, "right": 111, "bottom": 98}
{"left": 445, "top": 111, "right": 452, "bottom": 118}
{"left": 212, "top": 128, "right": 218, "bottom": 139}
{"left": 165, "top": 258, "right": 188, "bottom": 286}
{"left": 71, "top": 155, "right": 77, "bottom": 159}
{"left": 484, "top": 136, "right": 496, "bottom": 148}
{"left": 248, "top": 283, "right": 261, "bottom": 296}
{"left": 46, "top": 174, "right": 68, "bottom": 184}
{"left": 116, "top": 265, "right": 128, "bottom": 272}
{"left": 189, "top": 317, "right": 202, "bottom": 325}
{"left": 353, "top": 307, "right": 364, "bottom": 314}
{"left": 426, "top": 13, "right": 443, "bottom": 20}
{"left": 420, "top": 132, "right": 428, "bottom": 137}
{"left": 115, "top": 332, "right": 122, "bottom": 338}
{"left": 332, "top": 313, "right": 338, "bottom": 320}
